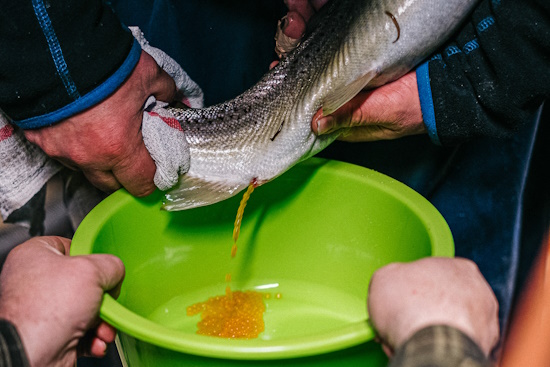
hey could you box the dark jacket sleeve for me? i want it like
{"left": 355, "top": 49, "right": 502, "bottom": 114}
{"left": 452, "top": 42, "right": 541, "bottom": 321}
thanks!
{"left": 388, "top": 325, "right": 490, "bottom": 367}
{"left": 416, "top": 0, "right": 550, "bottom": 146}
{"left": 0, "top": 320, "right": 30, "bottom": 367}
{"left": 0, "top": 0, "right": 141, "bottom": 129}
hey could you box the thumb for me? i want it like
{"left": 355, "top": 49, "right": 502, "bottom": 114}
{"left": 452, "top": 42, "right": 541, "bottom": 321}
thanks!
{"left": 85, "top": 254, "right": 126, "bottom": 298}
{"left": 313, "top": 91, "right": 373, "bottom": 135}
{"left": 151, "top": 68, "right": 177, "bottom": 103}
{"left": 312, "top": 103, "right": 354, "bottom": 136}
{"left": 139, "top": 50, "right": 176, "bottom": 103}
{"left": 32, "top": 236, "right": 72, "bottom": 255}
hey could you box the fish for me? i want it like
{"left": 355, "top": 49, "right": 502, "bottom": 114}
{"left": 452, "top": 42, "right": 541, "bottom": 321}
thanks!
{"left": 162, "top": 0, "right": 478, "bottom": 211}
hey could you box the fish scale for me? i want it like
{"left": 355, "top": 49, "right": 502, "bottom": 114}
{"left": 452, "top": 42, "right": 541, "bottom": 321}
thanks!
{"left": 163, "top": 0, "right": 479, "bottom": 211}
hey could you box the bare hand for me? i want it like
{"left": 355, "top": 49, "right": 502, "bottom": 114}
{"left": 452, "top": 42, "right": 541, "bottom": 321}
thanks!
{"left": 312, "top": 71, "right": 426, "bottom": 141}
{"left": 283, "top": 0, "right": 328, "bottom": 38}
{"left": 0, "top": 237, "right": 125, "bottom": 367}
{"left": 276, "top": 3, "right": 425, "bottom": 142}
{"left": 367, "top": 257, "right": 499, "bottom": 357}
{"left": 24, "top": 50, "right": 176, "bottom": 197}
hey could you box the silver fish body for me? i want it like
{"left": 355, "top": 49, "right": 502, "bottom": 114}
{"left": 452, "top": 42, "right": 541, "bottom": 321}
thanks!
{"left": 163, "top": 0, "right": 478, "bottom": 211}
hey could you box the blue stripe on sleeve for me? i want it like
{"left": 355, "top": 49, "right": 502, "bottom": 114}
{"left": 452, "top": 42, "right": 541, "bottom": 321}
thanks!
{"left": 32, "top": 0, "right": 80, "bottom": 100}
{"left": 463, "top": 38, "right": 480, "bottom": 55}
{"left": 416, "top": 61, "right": 441, "bottom": 145}
{"left": 13, "top": 39, "right": 141, "bottom": 129}
{"left": 477, "top": 16, "right": 495, "bottom": 33}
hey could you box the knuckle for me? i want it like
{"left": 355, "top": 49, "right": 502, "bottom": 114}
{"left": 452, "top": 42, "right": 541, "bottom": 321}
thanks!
{"left": 74, "top": 257, "right": 101, "bottom": 279}
{"left": 353, "top": 107, "right": 367, "bottom": 127}
{"left": 135, "top": 185, "right": 156, "bottom": 197}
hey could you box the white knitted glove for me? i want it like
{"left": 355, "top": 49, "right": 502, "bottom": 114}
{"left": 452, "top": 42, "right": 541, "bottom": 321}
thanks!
{"left": 130, "top": 27, "right": 204, "bottom": 190}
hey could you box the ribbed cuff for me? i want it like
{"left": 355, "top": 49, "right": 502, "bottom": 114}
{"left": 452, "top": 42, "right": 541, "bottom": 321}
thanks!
{"left": 13, "top": 38, "right": 142, "bottom": 129}
{"left": 389, "top": 325, "right": 489, "bottom": 367}
{"left": 0, "top": 319, "right": 31, "bottom": 367}
{"left": 416, "top": 62, "right": 441, "bottom": 145}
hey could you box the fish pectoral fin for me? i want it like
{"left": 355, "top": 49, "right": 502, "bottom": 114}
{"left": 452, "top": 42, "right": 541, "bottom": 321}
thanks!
{"left": 162, "top": 175, "right": 248, "bottom": 211}
{"left": 322, "top": 70, "right": 377, "bottom": 115}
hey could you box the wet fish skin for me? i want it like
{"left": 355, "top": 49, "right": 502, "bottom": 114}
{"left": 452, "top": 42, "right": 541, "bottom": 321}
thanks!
{"left": 163, "top": 0, "right": 478, "bottom": 211}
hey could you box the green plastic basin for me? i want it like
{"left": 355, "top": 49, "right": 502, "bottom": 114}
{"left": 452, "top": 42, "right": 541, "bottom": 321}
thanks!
{"left": 71, "top": 157, "right": 454, "bottom": 366}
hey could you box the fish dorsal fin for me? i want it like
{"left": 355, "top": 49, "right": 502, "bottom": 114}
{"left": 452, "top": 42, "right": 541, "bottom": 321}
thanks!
{"left": 322, "top": 70, "right": 377, "bottom": 115}
{"left": 162, "top": 174, "right": 248, "bottom": 211}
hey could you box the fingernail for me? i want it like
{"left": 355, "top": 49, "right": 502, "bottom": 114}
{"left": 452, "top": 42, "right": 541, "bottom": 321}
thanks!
{"left": 100, "top": 340, "right": 108, "bottom": 355}
{"left": 280, "top": 15, "right": 288, "bottom": 31}
{"left": 316, "top": 116, "right": 334, "bottom": 135}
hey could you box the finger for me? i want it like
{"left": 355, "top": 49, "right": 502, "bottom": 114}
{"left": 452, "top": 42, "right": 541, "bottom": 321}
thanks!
{"left": 83, "top": 169, "right": 122, "bottom": 194}
{"left": 22, "top": 129, "right": 39, "bottom": 143}
{"left": 85, "top": 254, "right": 125, "bottom": 295}
{"left": 275, "top": 14, "right": 303, "bottom": 59}
{"left": 77, "top": 328, "right": 97, "bottom": 358}
{"left": 111, "top": 138, "right": 157, "bottom": 197}
{"left": 311, "top": 108, "right": 329, "bottom": 135}
{"left": 310, "top": 0, "right": 329, "bottom": 11}
{"left": 150, "top": 68, "right": 177, "bottom": 103}
{"left": 285, "top": 0, "right": 315, "bottom": 21}
{"left": 312, "top": 100, "right": 361, "bottom": 136}
{"left": 313, "top": 91, "right": 375, "bottom": 135}
{"left": 138, "top": 51, "right": 176, "bottom": 103}
{"left": 337, "top": 126, "right": 393, "bottom": 142}
{"left": 269, "top": 60, "right": 279, "bottom": 70}
{"left": 33, "top": 236, "right": 72, "bottom": 255}
{"left": 77, "top": 332, "right": 111, "bottom": 359}
{"left": 96, "top": 322, "right": 117, "bottom": 344}
{"left": 53, "top": 157, "right": 79, "bottom": 171}
{"left": 381, "top": 343, "right": 394, "bottom": 358}
{"left": 282, "top": 11, "right": 306, "bottom": 39}
{"left": 89, "top": 338, "right": 108, "bottom": 358}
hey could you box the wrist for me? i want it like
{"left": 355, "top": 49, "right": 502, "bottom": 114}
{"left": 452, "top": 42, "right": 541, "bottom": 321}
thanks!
{"left": 391, "top": 325, "right": 490, "bottom": 366}
{"left": 0, "top": 319, "right": 31, "bottom": 367}
{"left": 0, "top": 309, "right": 62, "bottom": 367}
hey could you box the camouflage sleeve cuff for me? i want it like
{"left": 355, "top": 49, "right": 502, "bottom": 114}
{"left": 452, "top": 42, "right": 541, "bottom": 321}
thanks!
{"left": 388, "top": 325, "right": 490, "bottom": 367}
{"left": 0, "top": 319, "right": 31, "bottom": 367}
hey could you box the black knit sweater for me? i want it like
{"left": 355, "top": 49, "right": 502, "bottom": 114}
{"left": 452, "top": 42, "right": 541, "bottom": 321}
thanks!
{"left": 417, "top": 0, "right": 550, "bottom": 146}
{"left": 1, "top": 0, "right": 548, "bottom": 140}
{"left": 0, "top": 0, "right": 138, "bottom": 129}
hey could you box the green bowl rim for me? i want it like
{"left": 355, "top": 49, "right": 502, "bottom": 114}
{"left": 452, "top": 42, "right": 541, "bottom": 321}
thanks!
{"left": 71, "top": 157, "right": 454, "bottom": 360}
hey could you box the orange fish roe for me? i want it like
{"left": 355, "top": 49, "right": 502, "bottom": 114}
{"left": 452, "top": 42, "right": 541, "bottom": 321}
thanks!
{"left": 230, "top": 244, "right": 238, "bottom": 258}
{"left": 231, "top": 183, "right": 255, "bottom": 258}
{"left": 186, "top": 290, "right": 266, "bottom": 339}
{"left": 187, "top": 182, "right": 266, "bottom": 339}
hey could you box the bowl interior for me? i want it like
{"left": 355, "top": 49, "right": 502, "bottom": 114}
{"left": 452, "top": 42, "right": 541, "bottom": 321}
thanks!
{"left": 71, "top": 158, "right": 453, "bottom": 359}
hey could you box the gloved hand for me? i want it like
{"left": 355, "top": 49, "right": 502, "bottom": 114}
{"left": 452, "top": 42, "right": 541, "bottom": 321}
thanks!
{"left": 1, "top": 27, "right": 203, "bottom": 231}
{"left": 130, "top": 27, "right": 204, "bottom": 190}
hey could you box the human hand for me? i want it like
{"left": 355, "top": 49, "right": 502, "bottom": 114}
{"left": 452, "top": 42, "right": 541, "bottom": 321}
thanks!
{"left": 275, "top": 3, "right": 425, "bottom": 142}
{"left": 367, "top": 257, "right": 499, "bottom": 357}
{"left": 272, "top": 0, "right": 327, "bottom": 62}
{"left": 282, "top": 0, "right": 328, "bottom": 38}
{"left": 24, "top": 50, "right": 177, "bottom": 197}
{"left": 312, "top": 71, "right": 426, "bottom": 141}
{"left": 0, "top": 236, "right": 125, "bottom": 367}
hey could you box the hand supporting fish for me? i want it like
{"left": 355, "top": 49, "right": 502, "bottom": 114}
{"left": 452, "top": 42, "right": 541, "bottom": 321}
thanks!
{"left": 163, "top": 0, "right": 479, "bottom": 211}
{"left": 275, "top": 2, "right": 426, "bottom": 142}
